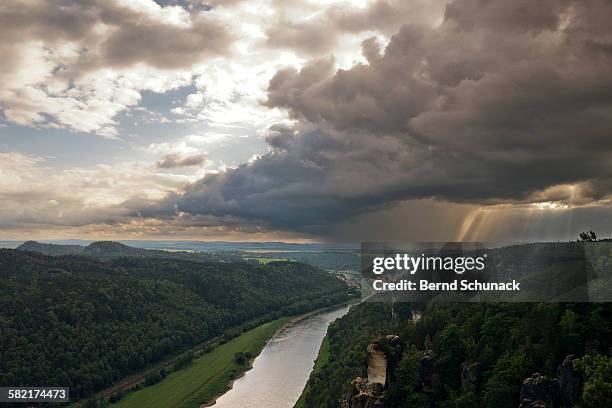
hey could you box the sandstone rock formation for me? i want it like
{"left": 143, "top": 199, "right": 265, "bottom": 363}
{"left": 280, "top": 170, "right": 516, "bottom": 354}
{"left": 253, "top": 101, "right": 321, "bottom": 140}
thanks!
{"left": 557, "top": 355, "right": 582, "bottom": 407}
{"left": 518, "top": 355, "right": 585, "bottom": 408}
{"left": 341, "top": 335, "right": 403, "bottom": 408}
{"left": 461, "top": 361, "right": 481, "bottom": 394}
{"left": 340, "top": 377, "right": 385, "bottom": 408}
{"left": 519, "top": 373, "right": 560, "bottom": 408}
{"left": 419, "top": 350, "right": 435, "bottom": 390}
{"left": 367, "top": 344, "right": 388, "bottom": 386}
{"left": 366, "top": 335, "right": 403, "bottom": 387}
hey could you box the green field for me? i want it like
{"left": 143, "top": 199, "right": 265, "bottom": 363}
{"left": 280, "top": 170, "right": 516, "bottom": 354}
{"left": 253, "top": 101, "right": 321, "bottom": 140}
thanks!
{"left": 113, "top": 317, "right": 291, "bottom": 408}
{"left": 294, "top": 336, "right": 330, "bottom": 408}
{"left": 244, "top": 257, "right": 290, "bottom": 264}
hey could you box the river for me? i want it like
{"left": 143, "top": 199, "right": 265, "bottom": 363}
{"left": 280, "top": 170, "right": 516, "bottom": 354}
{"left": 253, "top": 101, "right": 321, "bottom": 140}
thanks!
{"left": 211, "top": 304, "right": 351, "bottom": 408}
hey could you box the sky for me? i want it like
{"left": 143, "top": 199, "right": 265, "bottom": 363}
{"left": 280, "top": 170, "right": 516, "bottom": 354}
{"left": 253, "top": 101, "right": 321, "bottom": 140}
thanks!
{"left": 1, "top": 0, "right": 612, "bottom": 243}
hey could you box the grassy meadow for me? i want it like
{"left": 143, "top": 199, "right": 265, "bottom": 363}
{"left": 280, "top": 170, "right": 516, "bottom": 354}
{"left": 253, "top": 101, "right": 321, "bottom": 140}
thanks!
{"left": 113, "top": 317, "right": 291, "bottom": 408}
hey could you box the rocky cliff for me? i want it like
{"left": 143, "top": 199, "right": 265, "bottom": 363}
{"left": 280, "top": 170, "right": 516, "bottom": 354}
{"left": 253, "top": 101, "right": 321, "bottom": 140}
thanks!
{"left": 519, "top": 355, "right": 583, "bottom": 408}
{"left": 341, "top": 335, "right": 402, "bottom": 408}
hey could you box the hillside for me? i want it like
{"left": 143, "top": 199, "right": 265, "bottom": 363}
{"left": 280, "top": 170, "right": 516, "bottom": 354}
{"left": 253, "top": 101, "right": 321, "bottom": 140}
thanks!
{"left": 18, "top": 240, "right": 86, "bottom": 255}
{"left": 301, "top": 302, "right": 612, "bottom": 408}
{"left": 0, "top": 249, "right": 350, "bottom": 402}
{"left": 16, "top": 240, "right": 231, "bottom": 262}
{"left": 300, "top": 241, "right": 612, "bottom": 407}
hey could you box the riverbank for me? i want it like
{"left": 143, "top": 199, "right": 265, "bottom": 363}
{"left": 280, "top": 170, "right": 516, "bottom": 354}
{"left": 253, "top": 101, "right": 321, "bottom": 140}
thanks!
{"left": 294, "top": 336, "right": 330, "bottom": 408}
{"left": 108, "top": 301, "right": 352, "bottom": 408}
{"left": 200, "top": 301, "right": 350, "bottom": 408}
{"left": 203, "top": 302, "right": 353, "bottom": 408}
{"left": 294, "top": 300, "right": 363, "bottom": 408}
{"left": 210, "top": 304, "right": 352, "bottom": 408}
{"left": 76, "top": 314, "right": 286, "bottom": 406}
{"left": 112, "top": 316, "right": 291, "bottom": 408}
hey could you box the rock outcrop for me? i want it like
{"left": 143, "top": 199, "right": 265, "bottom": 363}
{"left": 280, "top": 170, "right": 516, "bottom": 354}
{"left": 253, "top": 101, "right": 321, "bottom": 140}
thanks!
{"left": 341, "top": 335, "right": 403, "bottom": 408}
{"left": 419, "top": 350, "right": 435, "bottom": 390}
{"left": 366, "top": 335, "right": 403, "bottom": 387}
{"left": 557, "top": 355, "right": 582, "bottom": 407}
{"left": 367, "top": 345, "right": 388, "bottom": 386}
{"left": 411, "top": 307, "right": 423, "bottom": 322}
{"left": 461, "top": 361, "right": 481, "bottom": 394}
{"left": 340, "top": 377, "right": 385, "bottom": 408}
{"left": 518, "top": 355, "right": 584, "bottom": 408}
{"left": 519, "top": 373, "right": 560, "bottom": 408}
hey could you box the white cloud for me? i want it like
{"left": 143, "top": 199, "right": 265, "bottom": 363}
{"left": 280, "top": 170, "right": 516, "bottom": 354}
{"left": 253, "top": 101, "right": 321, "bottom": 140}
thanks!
{"left": 1, "top": 0, "right": 430, "bottom": 140}
{"left": 0, "top": 0, "right": 228, "bottom": 137}
{"left": 0, "top": 150, "right": 201, "bottom": 229}
{"left": 146, "top": 132, "right": 248, "bottom": 164}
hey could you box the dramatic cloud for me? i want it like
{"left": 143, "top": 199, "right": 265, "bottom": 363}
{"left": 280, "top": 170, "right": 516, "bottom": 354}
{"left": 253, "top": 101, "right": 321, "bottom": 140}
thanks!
{"left": 265, "top": 0, "right": 446, "bottom": 55}
{"left": 149, "top": 0, "right": 612, "bottom": 235}
{"left": 157, "top": 153, "right": 207, "bottom": 169}
{"left": 0, "top": 0, "right": 233, "bottom": 136}
{"left": 0, "top": 0, "right": 232, "bottom": 70}
{"left": 0, "top": 151, "right": 301, "bottom": 240}
{"left": 0, "top": 151, "right": 194, "bottom": 229}
{"left": 4, "top": 0, "right": 612, "bottom": 241}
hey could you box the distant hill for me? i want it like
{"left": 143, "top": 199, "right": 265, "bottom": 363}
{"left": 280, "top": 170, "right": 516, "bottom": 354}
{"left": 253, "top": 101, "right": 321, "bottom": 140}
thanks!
{"left": 120, "top": 240, "right": 358, "bottom": 252}
{"left": 16, "top": 240, "right": 365, "bottom": 274}
{"left": 84, "top": 241, "right": 152, "bottom": 257}
{"left": 13, "top": 240, "right": 358, "bottom": 253}
{"left": 16, "top": 240, "right": 231, "bottom": 262}
{"left": 17, "top": 240, "right": 161, "bottom": 257}
{"left": 18, "top": 240, "right": 85, "bottom": 256}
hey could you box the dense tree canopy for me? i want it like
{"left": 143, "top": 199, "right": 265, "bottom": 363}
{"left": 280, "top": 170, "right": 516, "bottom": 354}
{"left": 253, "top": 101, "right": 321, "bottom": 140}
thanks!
{"left": 302, "top": 302, "right": 612, "bottom": 407}
{"left": 0, "top": 249, "right": 349, "bottom": 401}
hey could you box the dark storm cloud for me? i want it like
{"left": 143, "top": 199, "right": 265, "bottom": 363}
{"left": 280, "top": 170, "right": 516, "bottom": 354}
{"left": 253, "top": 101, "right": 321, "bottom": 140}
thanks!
{"left": 98, "top": 13, "right": 230, "bottom": 69}
{"left": 142, "top": 0, "right": 612, "bottom": 232}
{"left": 264, "top": 124, "right": 299, "bottom": 151}
{"left": 329, "top": 0, "right": 424, "bottom": 33}
{"left": 443, "top": 0, "right": 565, "bottom": 32}
{"left": 266, "top": 20, "right": 338, "bottom": 55}
{"left": 178, "top": 133, "right": 355, "bottom": 229}
{"left": 264, "top": 0, "right": 445, "bottom": 55}
{"left": 157, "top": 153, "right": 207, "bottom": 169}
{"left": 0, "top": 0, "right": 233, "bottom": 72}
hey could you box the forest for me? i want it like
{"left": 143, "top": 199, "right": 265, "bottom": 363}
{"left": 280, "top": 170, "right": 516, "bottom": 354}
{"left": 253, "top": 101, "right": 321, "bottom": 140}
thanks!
{"left": 300, "top": 301, "right": 612, "bottom": 407}
{"left": 15, "top": 240, "right": 239, "bottom": 262}
{"left": 245, "top": 251, "right": 360, "bottom": 272}
{"left": 0, "top": 249, "right": 350, "bottom": 401}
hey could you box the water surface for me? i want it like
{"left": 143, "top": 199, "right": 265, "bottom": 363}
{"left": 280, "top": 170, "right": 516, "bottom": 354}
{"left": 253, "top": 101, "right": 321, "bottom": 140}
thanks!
{"left": 212, "top": 305, "right": 350, "bottom": 408}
